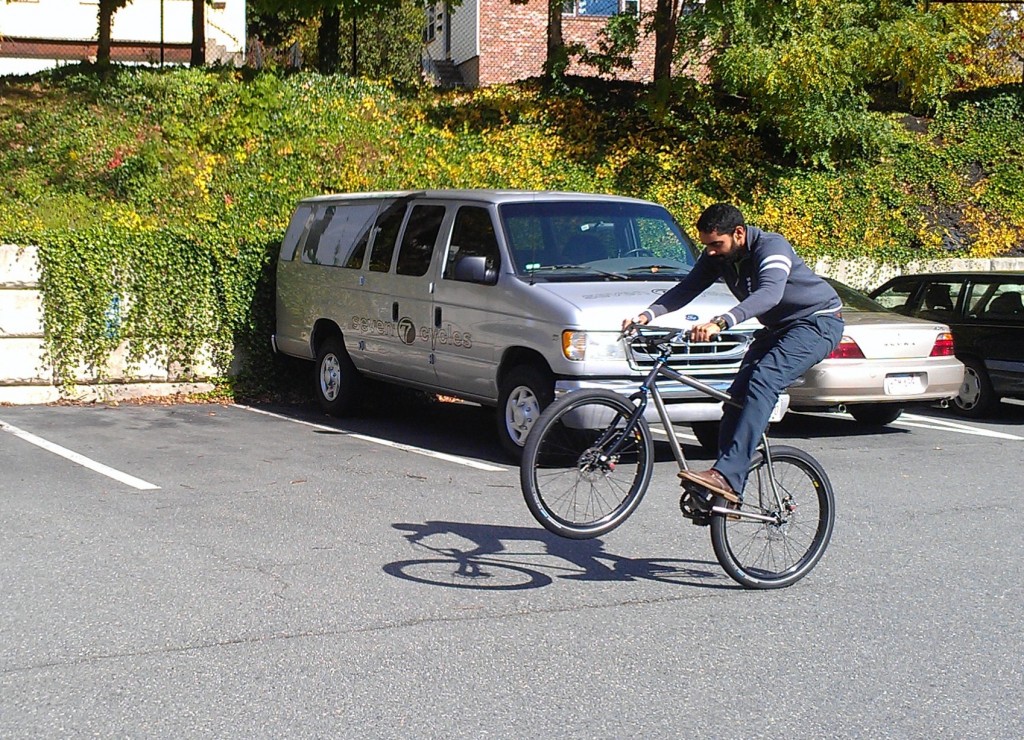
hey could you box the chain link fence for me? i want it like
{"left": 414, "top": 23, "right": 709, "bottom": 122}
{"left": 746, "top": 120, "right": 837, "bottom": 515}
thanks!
{"left": 0, "top": 36, "right": 193, "bottom": 68}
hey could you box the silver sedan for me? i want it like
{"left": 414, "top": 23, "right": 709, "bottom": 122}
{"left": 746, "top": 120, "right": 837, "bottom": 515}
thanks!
{"left": 786, "top": 278, "right": 965, "bottom": 424}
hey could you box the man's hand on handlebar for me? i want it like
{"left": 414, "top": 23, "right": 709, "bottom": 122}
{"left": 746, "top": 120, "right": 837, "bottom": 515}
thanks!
{"left": 621, "top": 314, "right": 650, "bottom": 334}
{"left": 690, "top": 321, "right": 722, "bottom": 343}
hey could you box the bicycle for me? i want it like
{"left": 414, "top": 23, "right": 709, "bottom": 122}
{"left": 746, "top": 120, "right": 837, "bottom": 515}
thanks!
{"left": 519, "top": 325, "right": 835, "bottom": 590}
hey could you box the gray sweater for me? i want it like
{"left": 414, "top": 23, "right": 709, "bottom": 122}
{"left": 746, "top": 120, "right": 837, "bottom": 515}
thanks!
{"left": 645, "top": 226, "right": 841, "bottom": 330}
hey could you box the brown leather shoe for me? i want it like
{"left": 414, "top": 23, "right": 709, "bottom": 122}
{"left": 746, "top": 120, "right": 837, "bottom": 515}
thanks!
{"left": 677, "top": 468, "right": 740, "bottom": 503}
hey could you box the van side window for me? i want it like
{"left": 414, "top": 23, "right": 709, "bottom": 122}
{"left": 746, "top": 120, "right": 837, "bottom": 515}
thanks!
{"left": 301, "top": 205, "right": 335, "bottom": 264}
{"left": 301, "top": 203, "right": 379, "bottom": 267}
{"left": 280, "top": 205, "right": 312, "bottom": 261}
{"left": 368, "top": 202, "right": 407, "bottom": 272}
{"left": 396, "top": 205, "right": 446, "bottom": 276}
{"left": 444, "top": 207, "right": 501, "bottom": 281}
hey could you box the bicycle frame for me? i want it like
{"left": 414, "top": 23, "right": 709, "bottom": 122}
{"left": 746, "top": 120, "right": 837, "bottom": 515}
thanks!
{"left": 611, "top": 330, "right": 787, "bottom": 521}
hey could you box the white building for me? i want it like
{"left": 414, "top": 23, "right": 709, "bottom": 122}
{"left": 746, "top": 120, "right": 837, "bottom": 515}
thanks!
{"left": 0, "top": 0, "right": 246, "bottom": 76}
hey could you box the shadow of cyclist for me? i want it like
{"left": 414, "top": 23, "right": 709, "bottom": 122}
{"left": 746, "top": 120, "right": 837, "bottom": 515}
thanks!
{"left": 386, "top": 520, "right": 727, "bottom": 590}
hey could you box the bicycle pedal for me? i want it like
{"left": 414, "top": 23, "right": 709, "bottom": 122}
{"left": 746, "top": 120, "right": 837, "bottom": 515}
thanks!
{"left": 680, "top": 485, "right": 713, "bottom": 510}
{"left": 679, "top": 490, "right": 712, "bottom": 526}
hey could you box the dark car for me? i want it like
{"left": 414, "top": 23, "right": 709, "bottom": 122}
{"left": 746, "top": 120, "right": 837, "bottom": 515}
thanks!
{"left": 869, "top": 271, "right": 1024, "bottom": 417}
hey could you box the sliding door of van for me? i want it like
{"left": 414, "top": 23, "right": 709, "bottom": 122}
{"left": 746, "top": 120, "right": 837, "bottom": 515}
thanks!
{"left": 430, "top": 205, "right": 502, "bottom": 401}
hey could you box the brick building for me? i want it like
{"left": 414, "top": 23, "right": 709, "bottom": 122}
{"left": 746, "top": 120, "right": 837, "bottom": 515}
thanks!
{"left": 422, "top": 0, "right": 658, "bottom": 88}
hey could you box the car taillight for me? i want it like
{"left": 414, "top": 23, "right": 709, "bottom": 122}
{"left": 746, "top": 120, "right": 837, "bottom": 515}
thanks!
{"left": 930, "top": 332, "right": 955, "bottom": 357}
{"left": 828, "top": 336, "right": 865, "bottom": 359}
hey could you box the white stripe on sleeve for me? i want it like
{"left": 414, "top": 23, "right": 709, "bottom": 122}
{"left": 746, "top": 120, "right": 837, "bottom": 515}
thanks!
{"left": 759, "top": 255, "right": 792, "bottom": 275}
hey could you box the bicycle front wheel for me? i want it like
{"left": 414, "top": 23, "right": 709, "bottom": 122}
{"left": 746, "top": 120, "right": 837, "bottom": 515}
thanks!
{"left": 710, "top": 445, "right": 835, "bottom": 589}
{"left": 520, "top": 390, "right": 654, "bottom": 539}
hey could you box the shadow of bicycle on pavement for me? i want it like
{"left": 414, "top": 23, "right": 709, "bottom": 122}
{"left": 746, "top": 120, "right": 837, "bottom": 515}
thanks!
{"left": 382, "top": 520, "right": 736, "bottom": 591}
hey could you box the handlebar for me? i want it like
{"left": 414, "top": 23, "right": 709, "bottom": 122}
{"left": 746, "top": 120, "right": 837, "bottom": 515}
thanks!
{"left": 619, "top": 323, "right": 687, "bottom": 342}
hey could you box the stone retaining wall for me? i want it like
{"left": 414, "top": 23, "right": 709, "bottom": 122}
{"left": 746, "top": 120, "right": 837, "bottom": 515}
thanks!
{"left": 0, "top": 244, "right": 216, "bottom": 404}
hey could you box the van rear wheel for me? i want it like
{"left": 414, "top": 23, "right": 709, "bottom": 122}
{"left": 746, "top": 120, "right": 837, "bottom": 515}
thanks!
{"left": 315, "top": 336, "right": 361, "bottom": 415}
{"left": 496, "top": 366, "right": 554, "bottom": 462}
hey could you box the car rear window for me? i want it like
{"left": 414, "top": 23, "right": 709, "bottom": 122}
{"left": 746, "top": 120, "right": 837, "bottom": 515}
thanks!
{"left": 826, "top": 279, "right": 889, "bottom": 312}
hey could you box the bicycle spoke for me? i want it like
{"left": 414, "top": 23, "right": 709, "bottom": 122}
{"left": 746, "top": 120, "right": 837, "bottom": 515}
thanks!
{"left": 522, "top": 391, "right": 654, "bottom": 538}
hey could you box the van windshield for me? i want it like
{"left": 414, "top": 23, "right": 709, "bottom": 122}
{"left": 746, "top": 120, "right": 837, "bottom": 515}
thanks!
{"left": 499, "top": 200, "right": 698, "bottom": 281}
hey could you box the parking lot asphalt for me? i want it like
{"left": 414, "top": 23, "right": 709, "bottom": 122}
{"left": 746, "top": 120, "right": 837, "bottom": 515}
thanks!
{"left": 2, "top": 398, "right": 1022, "bottom": 738}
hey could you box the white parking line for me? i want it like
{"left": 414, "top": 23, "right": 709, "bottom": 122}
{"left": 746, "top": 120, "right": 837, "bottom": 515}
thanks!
{"left": 892, "top": 413, "right": 1024, "bottom": 441}
{"left": 234, "top": 405, "right": 507, "bottom": 472}
{"left": 650, "top": 426, "right": 697, "bottom": 442}
{"left": 0, "top": 419, "right": 160, "bottom": 490}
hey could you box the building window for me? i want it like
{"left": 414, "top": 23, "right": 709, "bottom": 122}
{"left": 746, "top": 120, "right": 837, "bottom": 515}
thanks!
{"left": 423, "top": 4, "right": 437, "bottom": 43}
{"left": 563, "top": 0, "right": 637, "bottom": 17}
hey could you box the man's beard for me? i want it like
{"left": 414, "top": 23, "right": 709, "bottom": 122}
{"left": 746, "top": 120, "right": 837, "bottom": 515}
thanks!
{"left": 710, "top": 244, "right": 744, "bottom": 264}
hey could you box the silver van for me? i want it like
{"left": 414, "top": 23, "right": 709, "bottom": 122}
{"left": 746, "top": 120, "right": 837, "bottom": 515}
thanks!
{"left": 273, "top": 190, "right": 762, "bottom": 459}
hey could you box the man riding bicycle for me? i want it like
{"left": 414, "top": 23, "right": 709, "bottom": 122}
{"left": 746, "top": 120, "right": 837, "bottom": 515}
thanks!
{"left": 624, "top": 203, "right": 844, "bottom": 503}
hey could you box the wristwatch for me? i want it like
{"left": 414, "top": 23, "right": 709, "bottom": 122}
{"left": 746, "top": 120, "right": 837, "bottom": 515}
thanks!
{"left": 711, "top": 316, "right": 729, "bottom": 331}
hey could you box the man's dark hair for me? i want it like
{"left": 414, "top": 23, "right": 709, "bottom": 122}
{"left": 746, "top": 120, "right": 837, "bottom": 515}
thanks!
{"left": 696, "top": 203, "right": 745, "bottom": 235}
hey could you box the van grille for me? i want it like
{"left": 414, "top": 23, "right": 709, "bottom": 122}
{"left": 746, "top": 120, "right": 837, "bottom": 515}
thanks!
{"left": 626, "top": 331, "right": 752, "bottom": 379}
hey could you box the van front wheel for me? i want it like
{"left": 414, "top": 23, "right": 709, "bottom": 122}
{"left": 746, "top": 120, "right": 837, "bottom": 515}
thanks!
{"left": 496, "top": 366, "right": 554, "bottom": 462}
{"left": 314, "top": 336, "right": 361, "bottom": 415}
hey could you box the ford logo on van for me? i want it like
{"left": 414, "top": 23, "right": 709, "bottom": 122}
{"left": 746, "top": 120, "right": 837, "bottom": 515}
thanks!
{"left": 686, "top": 314, "right": 699, "bottom": 321}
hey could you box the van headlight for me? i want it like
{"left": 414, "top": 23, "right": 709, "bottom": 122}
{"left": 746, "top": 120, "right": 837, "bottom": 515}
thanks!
{"left": 561, "top": 331, "right": 624, "bottom": 361}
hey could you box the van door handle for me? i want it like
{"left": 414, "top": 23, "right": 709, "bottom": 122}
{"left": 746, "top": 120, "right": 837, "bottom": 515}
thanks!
{"left": 434, "top": 307, "right": 442, "bottom": 327}
{"left": 392, "top": 302, "right": 399, "bottom": 321}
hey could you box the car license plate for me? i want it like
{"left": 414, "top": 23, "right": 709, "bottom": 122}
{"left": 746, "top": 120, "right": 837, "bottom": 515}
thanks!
{"left": 884, "top": 373, "right": 925, "bottom": 396}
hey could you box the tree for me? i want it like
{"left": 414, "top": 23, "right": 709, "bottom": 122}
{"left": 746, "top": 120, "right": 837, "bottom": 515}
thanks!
{"left": 250, "top": 0, "right": 401, "bottom": 75}
{"left": 191, "top": 0, "right": 206, "bottom": 67}
{"left": 651, "top": 0, "right": 682, "bottom": 83}
{"left": 96, "top": 0, "right": 132, "bottom": 66}
{"left": 669, "top": 0, "right": 1017, "bottom": 165}
{"left": 544, "top": 0, "right": 567, "bottom": 82}
{"left": 341, "top": 0, "right": 405, "bottom": 77}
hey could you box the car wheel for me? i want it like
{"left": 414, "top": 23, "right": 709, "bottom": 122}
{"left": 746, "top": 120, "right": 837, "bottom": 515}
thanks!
{"left": 314, "top": 335, "right": 361, "bottom": 415}
{"left": 954, "top": 357, "right": 996, "bottom": 418}
{"left": 496, "top": 365, "right": 554, "bottom": 462}
{"left": 690, "top": 421, "right": 720, "bottom": 456}
{"left": 848, "top": 404, "right": 904, "bottom": 426}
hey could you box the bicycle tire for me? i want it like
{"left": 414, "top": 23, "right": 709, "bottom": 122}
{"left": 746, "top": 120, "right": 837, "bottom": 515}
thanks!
{"left": 520, "top": 390, "right": 654, "bottom": 539}
{"left": 710, "top": 445, "right": 835, "bottom": 589}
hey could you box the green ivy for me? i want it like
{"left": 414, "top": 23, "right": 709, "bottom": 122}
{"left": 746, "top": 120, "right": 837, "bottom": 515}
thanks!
{"left": 1, "top": 68, "right": 1022, "bottom": 399}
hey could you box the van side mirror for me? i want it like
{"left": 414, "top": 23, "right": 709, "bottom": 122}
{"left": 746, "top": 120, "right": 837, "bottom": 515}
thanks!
{"left": 453, "top": 255, "right": 498, "bottom": 285}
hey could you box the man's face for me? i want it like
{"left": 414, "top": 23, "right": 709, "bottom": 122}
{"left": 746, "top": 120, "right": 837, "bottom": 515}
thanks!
{"left": 698, "top": 225, "right": 745, "bottom": 262}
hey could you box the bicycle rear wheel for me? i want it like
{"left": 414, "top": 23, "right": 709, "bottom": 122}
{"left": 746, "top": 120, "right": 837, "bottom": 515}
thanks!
{"left": 710, "top": 445, "right": 834, "bottom": 589}
{"left": 520, "top": 390, "right": 654, "bottom": 539}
